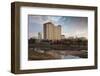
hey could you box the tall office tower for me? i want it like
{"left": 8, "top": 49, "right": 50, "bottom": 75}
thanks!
{"left": 38, "top": 32, "right": 42, "bottom": 40}
{"left": 43, "top": 22, "right": 61, "bottom": 40}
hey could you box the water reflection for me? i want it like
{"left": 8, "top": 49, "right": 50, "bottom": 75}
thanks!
{"left": 61, "top": 55, "right": 80, "bottom": 59}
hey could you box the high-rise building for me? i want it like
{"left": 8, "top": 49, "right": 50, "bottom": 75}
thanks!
{"left": 38, "top": 32, "right": 42, "bottom": 40}
{"left": 43, "top": 22, "right": 61, "bottom": 40}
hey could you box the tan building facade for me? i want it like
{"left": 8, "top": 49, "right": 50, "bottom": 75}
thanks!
{"left": 43, "top": 22, "right": 61, "bottom": 40}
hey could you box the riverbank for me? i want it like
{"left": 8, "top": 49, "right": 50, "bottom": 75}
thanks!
{"left": 28, "top": 49, "right": 87, "bottom": 60}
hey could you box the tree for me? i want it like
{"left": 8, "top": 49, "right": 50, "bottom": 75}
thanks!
{"left": 28, "top": 38, "right": 37, "bottom": 44}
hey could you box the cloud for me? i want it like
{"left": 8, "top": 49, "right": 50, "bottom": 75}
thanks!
{"left": 28, "top": 32, "right": 38, "bottom": 39}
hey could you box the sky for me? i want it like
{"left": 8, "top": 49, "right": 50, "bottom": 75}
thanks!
{"left": 28, "top": 15, "right": 88, "bottom": 39}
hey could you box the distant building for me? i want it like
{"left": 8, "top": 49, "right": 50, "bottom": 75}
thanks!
{"left": 38, "top": 32, "right": 42, "bottom": 40}
{"left": 43, "top": 22, "right": 61, "bottom": 40}
{"left": 61, "top": 35, "right": 65, "bottom": 39}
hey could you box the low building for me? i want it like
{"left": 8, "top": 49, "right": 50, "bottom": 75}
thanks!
{"left": 61, "top": 35, "right": 65, "bottom": 39}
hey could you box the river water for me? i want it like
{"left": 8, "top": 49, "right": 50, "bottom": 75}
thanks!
{"left": 61, "top": 55, "right": 80, "bottom": 59}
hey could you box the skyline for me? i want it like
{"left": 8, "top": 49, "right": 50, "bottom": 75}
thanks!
{"left": 28, "top": 15, "right": 88, "bottom": 39}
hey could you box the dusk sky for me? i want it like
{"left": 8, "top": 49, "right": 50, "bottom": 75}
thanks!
{"left": 28, "top": 15, "right": 88, "bottom": 39}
